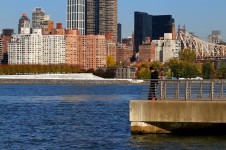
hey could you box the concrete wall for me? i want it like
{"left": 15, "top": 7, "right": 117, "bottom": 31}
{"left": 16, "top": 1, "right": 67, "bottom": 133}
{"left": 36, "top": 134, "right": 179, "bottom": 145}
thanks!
{"left": 130, "top": 100, "right": 226, "bottom": 133}
{"left": 0, "top": 79, "right": 135, "bottom": 85}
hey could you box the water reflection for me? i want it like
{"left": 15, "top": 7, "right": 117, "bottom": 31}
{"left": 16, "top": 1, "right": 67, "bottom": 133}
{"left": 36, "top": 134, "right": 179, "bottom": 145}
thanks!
{"left": 61, "top": 95, "right": 120, "bottom": 102}
{"left": 0, "top": 95, "right": 125, "bottom": 104}
{"left": 130, "top": 134, "right": 226, "bottom": 149}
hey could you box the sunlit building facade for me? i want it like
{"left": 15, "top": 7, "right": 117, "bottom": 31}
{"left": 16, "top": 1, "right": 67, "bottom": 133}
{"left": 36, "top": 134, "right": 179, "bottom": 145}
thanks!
{"left": 152, "top": 33, "right": 181, "bottom": 62}
{"left": 8, "top": 32, "right": 43, "bottom": 64}
{"left": 42, "top": 35, "right": 65, "bottom": 64}
{"left": 65, "top": 29, "right": 107, "bottom": 70}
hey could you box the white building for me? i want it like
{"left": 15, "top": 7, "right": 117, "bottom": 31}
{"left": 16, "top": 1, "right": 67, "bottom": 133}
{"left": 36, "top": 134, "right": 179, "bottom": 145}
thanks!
{"left": 8, "top": 32, "right": 43, "bottom": 64}
{"left": 67, "top": 0, "right": 86, "bottom": 35}
{"left": 152, "top": 33, "right": 181, "bottom": 62}
{"left": 8, "top": 29, "right": 66, "bottom": 65}
{"left": 42, "top": 35, "right": 65, "bottom": 64}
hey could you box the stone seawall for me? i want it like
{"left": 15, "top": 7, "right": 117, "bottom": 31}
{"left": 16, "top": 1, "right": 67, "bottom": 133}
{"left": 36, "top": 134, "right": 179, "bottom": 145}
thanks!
{"left": 0, "top": 79, "right": 136, "bottom": 85}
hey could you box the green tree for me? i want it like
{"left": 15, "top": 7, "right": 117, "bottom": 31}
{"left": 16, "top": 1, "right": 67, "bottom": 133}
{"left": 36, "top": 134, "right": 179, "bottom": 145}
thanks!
{"left": 182, "top": 61, "right": 198, "bottom": 78}
{"left": 179, "top": 48, "right": 196, "bottom": 62}
{"left": 166, "top": 58, "right": 182, "bottom": 78}
{"left": 216, "top": 61, "right": 226, "bottom": 79}
{"left": 202, "top": 61, "right": 213, "bottom": 79}
{"left": 167, "top": 58, "right": 200, "bottom": 78}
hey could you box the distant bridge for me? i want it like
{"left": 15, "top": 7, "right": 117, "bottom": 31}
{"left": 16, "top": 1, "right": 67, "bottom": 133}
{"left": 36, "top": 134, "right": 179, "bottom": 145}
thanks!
{"left": 178, "top": 31, "right": 226, "bottom": 60}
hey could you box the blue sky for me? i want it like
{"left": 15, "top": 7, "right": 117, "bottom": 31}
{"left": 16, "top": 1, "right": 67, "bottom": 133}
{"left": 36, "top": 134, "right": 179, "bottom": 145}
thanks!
{"left": 0, "top": 0, "right": 225, "bottom": 41}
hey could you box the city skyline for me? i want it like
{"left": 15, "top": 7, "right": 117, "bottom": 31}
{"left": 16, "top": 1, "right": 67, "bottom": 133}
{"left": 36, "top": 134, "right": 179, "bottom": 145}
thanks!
{"left": 0, "top": 0, "right": 226, "bottom": 41}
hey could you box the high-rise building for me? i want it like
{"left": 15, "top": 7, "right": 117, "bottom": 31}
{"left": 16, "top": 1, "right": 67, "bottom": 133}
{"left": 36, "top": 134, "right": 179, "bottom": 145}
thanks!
{"left": 152, "top": 15, "right": 175, "bottom": 40}
{"left": 18, "top": 13, "right": 30, "bottom": 34}
{"left": 65, "top": 29, "right": 107, "bottom": 70}
{"left": 117, "top": 23, "right": 122, "bottom": 43}
{"left": 0, "top": 38, "right": 2, "bottom": 62}
{"left": 67, "top": 0, "right": 117, "bottom": 40}
{"left": 208, "top": 30, "right": 222, "bottom": 44}
{"left": 65, "top": 29, "right": 79, "bottom": 65}
{"left": 8, "top": 29, "right": 66, "bottom": 65}
{"left": 42, "top": 35, "right": 66, "bottom": 64}
{"left": 2, "top": 29, "right": 14, "bottom": 36}
{"left": 86, "top": 0, "right": 95, "bottom": 34}
{"left": 0, "top": 29, "right": 14, "bottom": 63}
{"left": 79, "top": 35, "right": 106, "bottom": 70}
{"left": 86, "top": 0, "right": 117, "bottom": 43}
{"left": 8, "top": 31, "right": 43, "bottom": 64}
{"left": 32, "top": 7, "right": 46, "bottom": 29}
{"left": 67, "top": 0, "right": 86, "bottom": 35}
{"left": 134, "top": 11, "right": 175, "bottom": 52}
{"left": 134, "top": 12, "right": 152, "bottom": 52}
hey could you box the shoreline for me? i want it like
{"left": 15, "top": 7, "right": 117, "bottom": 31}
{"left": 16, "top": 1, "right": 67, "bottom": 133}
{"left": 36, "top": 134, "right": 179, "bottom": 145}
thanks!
{"left": 0, "top": 78, "right": 144, "bottom": 85}
{"left": 0, "top": 74, "right": 144, "bottom": 85}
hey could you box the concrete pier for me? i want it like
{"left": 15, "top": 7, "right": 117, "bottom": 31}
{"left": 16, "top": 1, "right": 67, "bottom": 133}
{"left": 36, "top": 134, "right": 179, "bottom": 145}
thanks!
{"left": 130, "top": 100, "right": 226, "bottom": 134}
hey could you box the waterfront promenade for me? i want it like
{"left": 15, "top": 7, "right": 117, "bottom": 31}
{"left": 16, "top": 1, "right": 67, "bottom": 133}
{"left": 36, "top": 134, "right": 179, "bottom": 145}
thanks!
{"left": 0, "top": 73, "right": 143, "bottom": 84}
{"left": 130, "top": 79, "right": 226, "bottom": 134}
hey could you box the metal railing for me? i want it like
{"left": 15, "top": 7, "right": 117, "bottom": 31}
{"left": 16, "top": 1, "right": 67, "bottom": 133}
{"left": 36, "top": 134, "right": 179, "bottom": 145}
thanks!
{"left": 140, "top": 79, "right": 226, "bottom": 101}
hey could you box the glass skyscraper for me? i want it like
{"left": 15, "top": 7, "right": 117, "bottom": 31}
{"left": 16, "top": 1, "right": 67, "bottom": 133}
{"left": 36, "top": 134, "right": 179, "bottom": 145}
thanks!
{"left": 117, "top": 23, "right": 122, "bottom": 43}
{"left": 67, "top": 0, "right": 117, "bottom": 41}
{"left": 67, "top": 0, "right": 86, "bottom": 35}
{"left": 134, "top": 11, "right": 175, "bottom": 52}
{"left": 134, "top": 12, "right": 152, "bottom": 52}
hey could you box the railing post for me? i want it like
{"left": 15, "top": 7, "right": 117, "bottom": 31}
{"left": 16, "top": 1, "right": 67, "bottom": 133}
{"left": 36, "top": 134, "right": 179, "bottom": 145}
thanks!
{"left": 185, "top": 81, "right": 189, "bottom": 101}
{"left": 189, "top": 81, "right": 191, "bottom": 99}
{"left": 210, "top": 80, "right": 214, "bottom": 101}
{"left": 160, "top": 81, "right": 164, "bottom": 100}
{"left": 176, "top": 81, "right": 179, "bottom": 99}
{"left": 164, "top": 81, "right": 167, "bottom": 100}
{"left": 198, "top": 82, "right": 203, "bottom": 98}
{"left": 220, "top": 81, "right": 224, "bottom": 98}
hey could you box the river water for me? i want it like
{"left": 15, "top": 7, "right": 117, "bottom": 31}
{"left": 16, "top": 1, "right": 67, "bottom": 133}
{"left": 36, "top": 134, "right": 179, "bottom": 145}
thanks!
{"left": 0, "top": 84, "right": 226, "bottom": 149}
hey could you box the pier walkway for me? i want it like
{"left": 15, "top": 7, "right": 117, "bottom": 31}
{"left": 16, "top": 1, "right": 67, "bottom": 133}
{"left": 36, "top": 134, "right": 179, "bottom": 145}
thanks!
{"left": 130, "top": 79, "right": 226, "bottom": 134}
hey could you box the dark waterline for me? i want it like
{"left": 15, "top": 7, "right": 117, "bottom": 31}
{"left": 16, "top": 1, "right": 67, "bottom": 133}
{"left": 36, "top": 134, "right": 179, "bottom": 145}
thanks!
{"left": 0, "top": 84, "right": 226, "bottom": 149}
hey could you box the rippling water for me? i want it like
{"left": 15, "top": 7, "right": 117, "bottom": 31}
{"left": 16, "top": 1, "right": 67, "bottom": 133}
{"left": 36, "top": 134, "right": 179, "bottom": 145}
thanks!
{"left": 0, "top": 84, "right": 226, "bottom": 149}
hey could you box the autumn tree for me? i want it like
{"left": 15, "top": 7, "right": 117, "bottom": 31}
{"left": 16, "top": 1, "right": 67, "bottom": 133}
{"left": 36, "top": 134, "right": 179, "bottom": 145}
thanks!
{"left": 137, "top": 67, "right": 151, "bottom": 79}
{"left": 106, "top": 55, "right": 116, "bottom": 67}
